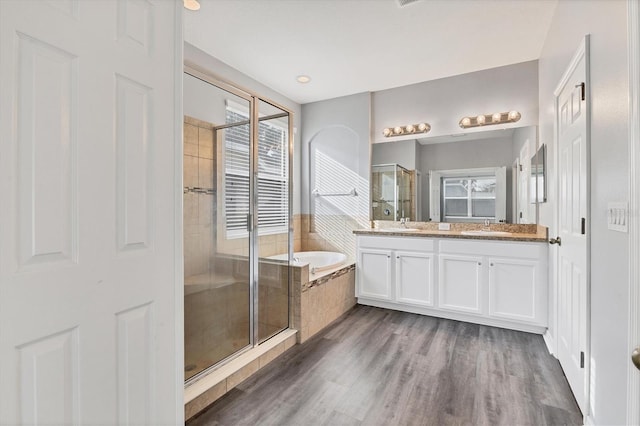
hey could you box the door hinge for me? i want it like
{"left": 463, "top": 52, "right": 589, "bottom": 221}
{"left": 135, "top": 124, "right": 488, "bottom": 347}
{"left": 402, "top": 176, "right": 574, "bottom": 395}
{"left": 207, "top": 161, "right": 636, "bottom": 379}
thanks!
{"left": 581, "top": 217, "right": 586, "bottom": 235}
{"left": 519, "top": 212, "right": 523, "bottom": 219}
{"left": 580, "top": 351, "right": 585, "bottom": 368}
{"left": 246, "top": 213, "right": 253, "bottom": 232}
{"left": 576, "top": 82, "right": 586, "bottom": 101}
{"left": 519, "top": 164, "right": 523, "bottom": 172}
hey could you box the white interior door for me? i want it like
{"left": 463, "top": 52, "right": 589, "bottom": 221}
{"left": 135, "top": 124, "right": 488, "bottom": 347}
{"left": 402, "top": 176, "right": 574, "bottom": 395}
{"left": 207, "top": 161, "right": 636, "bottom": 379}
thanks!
{"left": 0, "top": 1, "right": 182, "bottom": 425}
{"left": 518, "top": 143, "right": 530, "bottom": 223}
{"left": 429, "top": 171, "right": 441, "bottom": 222}
{"left": 554, "top": 38, "right": 589, "bottom": 415}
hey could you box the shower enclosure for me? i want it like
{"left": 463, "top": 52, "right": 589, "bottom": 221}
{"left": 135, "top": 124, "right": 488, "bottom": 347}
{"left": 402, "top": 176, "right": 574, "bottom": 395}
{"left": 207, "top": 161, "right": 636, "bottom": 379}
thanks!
{"left": 183, "top": 69, "right": 292, "bottom": 384}
{"left": 371, "top": 164, "right": 412, "bottom": 221}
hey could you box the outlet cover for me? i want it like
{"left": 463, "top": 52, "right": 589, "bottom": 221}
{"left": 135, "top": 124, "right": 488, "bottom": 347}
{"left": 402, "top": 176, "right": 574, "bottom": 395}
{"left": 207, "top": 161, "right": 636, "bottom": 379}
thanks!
{"left": 438, "top": 223, "right": 451, "bottom": 231}
{"left": 607, "top": 202, "right": 628, "bottom": 232}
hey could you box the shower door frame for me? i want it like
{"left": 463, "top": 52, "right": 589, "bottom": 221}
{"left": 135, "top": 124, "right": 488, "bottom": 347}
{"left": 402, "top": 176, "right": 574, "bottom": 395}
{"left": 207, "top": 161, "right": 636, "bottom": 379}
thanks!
{"left": 183, "top": 65, "right": 294, "bottom": 387}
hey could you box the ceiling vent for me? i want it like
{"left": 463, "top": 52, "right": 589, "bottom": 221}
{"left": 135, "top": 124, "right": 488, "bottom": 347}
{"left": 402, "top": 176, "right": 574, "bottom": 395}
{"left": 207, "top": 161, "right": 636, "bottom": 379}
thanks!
{"left": 397, "top": 0, "right": 421, "bottom": 7}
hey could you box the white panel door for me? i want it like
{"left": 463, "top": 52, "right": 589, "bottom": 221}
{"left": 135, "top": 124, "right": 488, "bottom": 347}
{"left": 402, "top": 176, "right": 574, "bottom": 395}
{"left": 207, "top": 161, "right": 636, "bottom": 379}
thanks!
{"left": 357, "top": 249, "right": 392, "bottom": 301}
{"left": 555, "top": 40, "right": 589, "bottom": 414}
{"left": 395, "top": 251, "right": 434, "bottom": 307}
{"left": 0, "top": 1, "right": 182, "bottom": 425}
{"left": 438, "top": 254, "right": 483, "bottom": 314}
{"left": 518, "top": 142, "right": 531, "bottom": 223}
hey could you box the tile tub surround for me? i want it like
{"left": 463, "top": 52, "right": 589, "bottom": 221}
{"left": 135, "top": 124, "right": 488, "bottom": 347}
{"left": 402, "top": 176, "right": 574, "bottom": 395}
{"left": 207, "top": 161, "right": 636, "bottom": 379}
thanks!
{"left": 354, "top": 221, "right": 549, "bottom": 242}
{"left": 290, "top": 262, "right": 357, "bottom": 343}
{"left": 296, "top": 213, "right": 368, "bottom": 262}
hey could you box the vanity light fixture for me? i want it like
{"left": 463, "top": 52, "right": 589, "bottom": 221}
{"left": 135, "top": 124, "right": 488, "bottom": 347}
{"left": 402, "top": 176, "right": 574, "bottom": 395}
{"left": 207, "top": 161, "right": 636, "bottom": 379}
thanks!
{"left": 383, "top": 122, "right": 431, "bottom": 137}
{"left": 183, "top": 0, "right": 201, "bottom": 11}
{"left": 459, "top": 110, "right": 521, "bottom": 129}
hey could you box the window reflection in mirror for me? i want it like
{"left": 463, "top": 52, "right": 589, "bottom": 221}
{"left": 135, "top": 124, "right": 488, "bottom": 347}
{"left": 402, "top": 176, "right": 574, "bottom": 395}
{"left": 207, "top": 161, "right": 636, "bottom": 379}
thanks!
{"left": 370, "top": 125, "right": 539, "bottom": 224}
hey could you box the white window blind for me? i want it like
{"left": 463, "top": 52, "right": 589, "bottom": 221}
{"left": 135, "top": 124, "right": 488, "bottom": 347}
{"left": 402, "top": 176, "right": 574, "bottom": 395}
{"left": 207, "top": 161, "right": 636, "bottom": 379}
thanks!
{"left": 442, "top": 176, "right": 496, "bottom": 220}
{"left": 224, "top": 106, "right": 288, "bottom": 238}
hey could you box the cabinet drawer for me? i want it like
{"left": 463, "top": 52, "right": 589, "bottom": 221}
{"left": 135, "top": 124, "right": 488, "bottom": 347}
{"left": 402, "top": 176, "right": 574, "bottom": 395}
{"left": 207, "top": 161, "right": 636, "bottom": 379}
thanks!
{"left": 440, "top": 239, "right": 544, "bottom": 259}
{"left": 358, "top": 236, "right": 435, "bottom": 252}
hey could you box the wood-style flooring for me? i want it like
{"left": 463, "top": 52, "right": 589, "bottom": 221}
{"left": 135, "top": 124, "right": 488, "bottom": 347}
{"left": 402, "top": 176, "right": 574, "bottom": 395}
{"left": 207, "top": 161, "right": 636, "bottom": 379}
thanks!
{"left": 188, "top": 305, "right": 582, "bottom": 426}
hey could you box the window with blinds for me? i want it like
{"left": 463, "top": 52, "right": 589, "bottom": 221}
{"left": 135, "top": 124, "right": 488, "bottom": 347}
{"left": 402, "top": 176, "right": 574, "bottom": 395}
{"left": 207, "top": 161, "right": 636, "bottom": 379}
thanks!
{"left": 442, "top": 176, "right": 496, "bottom": 221}
{"left": 224, "top": 106, "right": 288, "bottom": 238}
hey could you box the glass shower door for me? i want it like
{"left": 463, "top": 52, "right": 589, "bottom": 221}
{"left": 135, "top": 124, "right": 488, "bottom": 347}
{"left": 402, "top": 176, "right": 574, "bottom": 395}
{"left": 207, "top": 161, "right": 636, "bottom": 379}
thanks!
{"left": 255, "top": 99, "right": 290, "bottom": 343}
{"left": 183, "top": 73, "right": 252, "bottom": 381}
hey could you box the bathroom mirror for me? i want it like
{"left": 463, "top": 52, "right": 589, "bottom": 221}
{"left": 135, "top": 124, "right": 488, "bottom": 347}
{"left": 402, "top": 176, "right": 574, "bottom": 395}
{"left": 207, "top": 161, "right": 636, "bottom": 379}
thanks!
{"left": 531, "top": 144, "right": 546, "bottom": 203}
{"left": 370, "top": 125, "right": 539, "bottom": 224}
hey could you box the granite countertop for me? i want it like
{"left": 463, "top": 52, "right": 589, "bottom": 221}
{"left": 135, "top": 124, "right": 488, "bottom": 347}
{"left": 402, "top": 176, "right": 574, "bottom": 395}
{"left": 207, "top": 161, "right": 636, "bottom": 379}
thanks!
{"left": 353, "top": 222, "right": 549, "bottom": 243}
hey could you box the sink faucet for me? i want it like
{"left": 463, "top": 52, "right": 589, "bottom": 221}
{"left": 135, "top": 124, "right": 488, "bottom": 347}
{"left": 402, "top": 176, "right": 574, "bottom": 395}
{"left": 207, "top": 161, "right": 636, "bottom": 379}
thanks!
{"left": 400, "top": 217, "right": 407, "bottom": 228}
{"left": 483, "top": 219, "right": 491, "bottom": 231}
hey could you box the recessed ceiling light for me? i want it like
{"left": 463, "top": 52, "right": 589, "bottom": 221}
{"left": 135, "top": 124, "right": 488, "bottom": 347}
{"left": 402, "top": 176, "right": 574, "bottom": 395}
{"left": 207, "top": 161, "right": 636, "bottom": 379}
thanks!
{"left": 184, "top": 0, "right": 200, "bottom": 11}
{"left": 296, "top": 75, "right": 311, "bottom": 84}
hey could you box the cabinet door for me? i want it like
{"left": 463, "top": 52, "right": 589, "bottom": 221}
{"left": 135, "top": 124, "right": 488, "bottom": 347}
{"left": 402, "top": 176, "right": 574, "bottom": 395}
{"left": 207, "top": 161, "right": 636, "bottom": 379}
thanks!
{"left": 395, "top": 251, "right": 434, "bottom": 307}
{"left": 358, "top": 248, "right": 392, "bottom": 301}
{"left": 488, "top": 257, "right": 539, "bottom": 322}
{"left": 439, "top": 254, "right": 483, "bottom": 314}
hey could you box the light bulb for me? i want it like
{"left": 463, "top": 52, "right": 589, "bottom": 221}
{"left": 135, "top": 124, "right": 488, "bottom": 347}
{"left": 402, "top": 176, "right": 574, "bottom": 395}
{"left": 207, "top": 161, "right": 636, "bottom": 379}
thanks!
{"left": 417, "top": 123, "right": 429, "bottom": 132}
{"left": 393, "top": 126, "right": 403, "bottom": 135}
{"left": 476, "top": 115, "right": 486, "bottom": 125}
{"left": 508, "top": 110, "right": 521, "bottom": 121}
{"left": 460, "top": 117, "right": 471, "bottom": 128}
{"left": 183, "top": 0, "right": 200, "bottom": 10}
{"left": 383, "top": 128, "right": 392, "bottom": 137}
{"left": 492, "top": 113, "right": 502, "bottom": 123}
{"left": 405, "top": 124, "right": 415, "bottom": 133}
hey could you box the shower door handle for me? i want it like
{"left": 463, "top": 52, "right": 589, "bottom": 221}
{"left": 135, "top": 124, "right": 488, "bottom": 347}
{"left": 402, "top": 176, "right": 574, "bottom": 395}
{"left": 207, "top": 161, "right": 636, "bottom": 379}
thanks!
{"left": 246, "top": 214, "right": 253, "bottom": 232}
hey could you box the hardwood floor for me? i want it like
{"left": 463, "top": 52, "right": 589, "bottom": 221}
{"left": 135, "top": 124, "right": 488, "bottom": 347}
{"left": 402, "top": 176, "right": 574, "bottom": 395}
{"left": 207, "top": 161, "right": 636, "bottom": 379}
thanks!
{"left": 188, "top": 306, "right": 582, "bottom": 426}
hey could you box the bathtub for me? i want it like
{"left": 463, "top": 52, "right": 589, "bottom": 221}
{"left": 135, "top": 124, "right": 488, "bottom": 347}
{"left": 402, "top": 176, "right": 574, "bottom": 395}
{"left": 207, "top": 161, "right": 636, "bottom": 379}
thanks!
{"left": 269, "top": 251, "right": 347, "bottom": 275}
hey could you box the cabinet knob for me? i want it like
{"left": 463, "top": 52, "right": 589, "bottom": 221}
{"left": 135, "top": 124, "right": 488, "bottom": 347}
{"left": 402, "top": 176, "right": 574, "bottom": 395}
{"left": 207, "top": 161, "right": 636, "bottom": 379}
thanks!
{"left": 490, "top": 263, "right": 494, "bottom": 266}
{"left": 396, "top": 256, "right": 400, "bottom": 259}
{"left": 478, "top": 262, "right": 482, "bottom": 266}
{"left": 387, "top": 255, "right": 391, "bottom": 259}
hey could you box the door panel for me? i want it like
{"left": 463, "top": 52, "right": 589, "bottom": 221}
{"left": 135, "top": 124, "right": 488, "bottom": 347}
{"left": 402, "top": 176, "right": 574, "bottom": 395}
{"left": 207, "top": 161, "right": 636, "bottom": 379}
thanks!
{"left": 555, "top": 42, "right": 589, "bottom": 414}
{"left": 0, "top": 1, "right": 181, "bottom": 424}
{"left": 395, "top": 251, "right": 434, "bottom": 307}
{"left": 438, "top": 254, "right": 483, "bottom": 314}
{"left": 488, "top": 258, "right": 537, "bottom": 321}
{"left": 358, "top": 249, "right": 392, "bottom": 300}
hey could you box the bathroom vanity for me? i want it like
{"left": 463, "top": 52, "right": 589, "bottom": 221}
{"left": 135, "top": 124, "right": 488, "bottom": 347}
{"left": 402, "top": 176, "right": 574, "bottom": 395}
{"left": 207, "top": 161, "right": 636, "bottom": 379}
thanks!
{"left": 354, "top": 227, "right": 548, "bottom": 334}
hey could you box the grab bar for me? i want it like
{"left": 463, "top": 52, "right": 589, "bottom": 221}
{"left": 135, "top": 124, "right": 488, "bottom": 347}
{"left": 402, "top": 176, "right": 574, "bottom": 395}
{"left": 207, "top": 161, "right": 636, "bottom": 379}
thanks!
{"left": 312, "top": 188, "right": 357, "bottom": 197}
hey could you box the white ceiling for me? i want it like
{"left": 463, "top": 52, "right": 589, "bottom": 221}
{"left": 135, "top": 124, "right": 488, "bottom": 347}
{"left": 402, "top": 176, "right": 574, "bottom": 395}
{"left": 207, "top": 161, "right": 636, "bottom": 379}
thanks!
{"left": 185, "top": 0, "right": 557, "bottom": 105}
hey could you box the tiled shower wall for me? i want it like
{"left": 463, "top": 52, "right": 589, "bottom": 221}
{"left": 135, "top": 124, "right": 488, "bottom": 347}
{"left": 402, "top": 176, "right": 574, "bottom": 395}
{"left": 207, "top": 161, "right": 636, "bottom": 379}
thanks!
{"left": 184, "top": 116, "right": 216, "bottom": 282}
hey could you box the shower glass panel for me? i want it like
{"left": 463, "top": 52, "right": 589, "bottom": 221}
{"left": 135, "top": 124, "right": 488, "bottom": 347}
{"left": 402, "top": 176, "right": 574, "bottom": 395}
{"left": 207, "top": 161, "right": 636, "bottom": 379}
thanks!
{"left": 256, "top": 99, "right": 290, "bottom": 343}
{"left": 183, "top": 73, "right": 252, "bottom": 381}
{"left": 371, "top": 163, "right": 411, "bottom": 221}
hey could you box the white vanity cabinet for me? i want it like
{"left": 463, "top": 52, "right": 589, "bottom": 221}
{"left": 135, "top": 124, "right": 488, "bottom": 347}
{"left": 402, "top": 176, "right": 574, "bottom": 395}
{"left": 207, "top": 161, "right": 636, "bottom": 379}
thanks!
{"left": 438, "top": 253, "right": 484, "bottom": 314}
{"left": 395, "top": 250, "right": 435, "bottom": 307}
{"left": 356, "top": 236, "right": 435, "bottom": 307}
{"left": 358, "top": 248, "right": 393, "bottom": 301}
{"left": 356, "top": 235, "right": 548, "bottom": 334}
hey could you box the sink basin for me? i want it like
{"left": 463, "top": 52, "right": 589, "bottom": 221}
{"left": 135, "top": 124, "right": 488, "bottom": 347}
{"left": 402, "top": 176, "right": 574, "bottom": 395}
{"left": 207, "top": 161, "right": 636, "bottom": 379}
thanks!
{"left": 460, "top": 230, "right": 512, "bottom": 236}
{"left": 378, "top": 227, "right": 420, "bottom": 232}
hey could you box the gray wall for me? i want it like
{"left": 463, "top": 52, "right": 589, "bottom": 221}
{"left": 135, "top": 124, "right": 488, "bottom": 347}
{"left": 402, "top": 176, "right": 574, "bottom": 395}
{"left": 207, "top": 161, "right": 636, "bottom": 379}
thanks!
{"left": 371, "top": 139, "right": 418, "bottom": 169}
{"left": 538, "top": 1, "right": 629, "bottom": 423}
{"left": 373, "top": 61, "right": 539, "bottom": 142}
{"left": 301, "top": 92, "right": 371, "bottom": 217}
{"left": 184, "top": 43, "right": 303, "bottom": 214}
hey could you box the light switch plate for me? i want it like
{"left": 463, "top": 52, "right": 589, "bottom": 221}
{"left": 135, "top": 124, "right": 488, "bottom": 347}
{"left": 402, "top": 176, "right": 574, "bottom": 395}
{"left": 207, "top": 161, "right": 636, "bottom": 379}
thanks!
{"left": 607, "top": 202, "right": 628, "bottom": 232}
{"left": 438, "top": 223, "right": 451, "bottom": 231}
